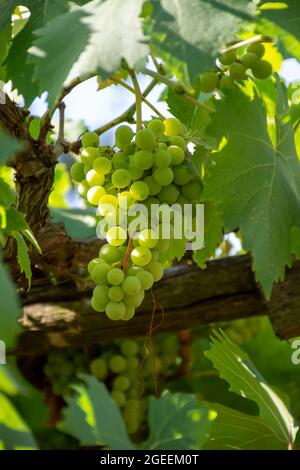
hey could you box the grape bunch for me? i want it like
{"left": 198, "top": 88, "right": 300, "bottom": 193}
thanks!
{"left": 201, "top": 42, "right": 273, "bottom": 93}
{"left": 71, "top": 118, "right": 202, "bottom": 321}
{"left": 44, "top": 349, "right": 88, "bottom": 396}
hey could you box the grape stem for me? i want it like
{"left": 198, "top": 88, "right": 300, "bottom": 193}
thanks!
{"left": 121, "top": 238, "right": 133, "bottom": 272}
{"left": 143, "top": 68, "right": 214, "bottom": 113}
{"left": 111, "top": 76, "right": 165, "bottom": 119}
{"left": 221, "top": 34, "right": 274, "bottom": 53}
{"left": 129, "top": 70, "right": 143, "bottom": 131}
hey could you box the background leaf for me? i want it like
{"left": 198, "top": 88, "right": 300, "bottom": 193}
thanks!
{"left": 0, "top": 262, "right": 21, "bottom": 349}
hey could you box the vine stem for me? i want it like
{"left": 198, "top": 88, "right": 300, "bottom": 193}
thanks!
{"left": 111, "top": 77, "right": 165, "bottom": 119}
{"left": 221, "top": 34, "right": 274, "bottom": 53}
{"left": 143, "top": 68, "right": 214, "bottom": 113}
{"left": 129, "top": 70, "right": 143, "bottom": 131}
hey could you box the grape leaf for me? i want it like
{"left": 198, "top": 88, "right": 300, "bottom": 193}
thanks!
{"left": 0, "top": 262, "right": 21, "bottom": 349}
{"left": 50, "top": 208, "right": 98, "bottom": 240}
{"left": 202, "top": 80, "right": 300, "bottom": 297}
{"left": 12, "top": 232, "right": 32, "bottom": 289}
{"left": 151, "top": 0, "right": 256, "bottom": 81}
{"left": 193, "top": 203, "right": 223, "bottom": 269}
{"left": 29, "top": 0, "right": 149, "bottom": 108}
{"left": 60, "top": 375, "right": 134, "bottom": 450}
{"left": 204, "top": 331, "right": 298, "bottom": 450}
{"left": 0, "top": 129, "right": 23, "bottom": 165}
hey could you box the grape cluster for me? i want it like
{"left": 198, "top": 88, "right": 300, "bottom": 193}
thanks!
{"left": 201, "top": 42, "right": 273, "bottom": 93}
{"left": 71, "top": 118, "right": 202, "bottom": 321}
{"left": 44, "top": 349, "right": 88, "bottom": 396}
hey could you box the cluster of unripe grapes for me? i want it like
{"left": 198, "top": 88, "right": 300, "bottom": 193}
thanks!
{"left": 71, "top": 117, "right": 202, "bottom": 321}
{"left": 201, "top": 42, "right": 273, "bottom": 93}
{"left": 44, "top": 349, "right": 87, "bottom": 396}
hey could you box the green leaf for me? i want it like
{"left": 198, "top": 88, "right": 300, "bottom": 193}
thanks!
{"left": 0, "top": 262, "right": 21, "bottom": 349}
{"left": 0, "top": 392, "right": 38, "bottom": 450}
{"left": 160, "top": 238, "right": 186, "bottom": 263}
{"left": 204, "top": 331, "right": 298, "bottom": 450}
{"left": 5, "top": 208, "right": 41, "bottom": 254}
{"left": 29, "top": 0, "right": 149, "bottom": 108}
{"left": 12, "top": 232, "right": 32, "bottom": 288}
{"left": 50, "top": 208, "right": 98, "bottom": 239}
{"left": 151, "top": 0, "right": 256, "bottom": 80}
{"left": 48, "top": 163, "right": 71, "bottom": 208}
{"left": 193, "top": 203, "right": 223, "bottom": 268}
{"left": 202, "top": 80, "right": 300, "bottom": 297}
{"left": 144, "top": 393, "right": 213, "bottom": 450}
{"left": 0, "top": 129, "right": 23, "bottom": 165}
{"left": 0, "top": 179, "right": 15, "bottom": 207}
{"left": 60, "top": 374, "right": 134, "bottom": 449}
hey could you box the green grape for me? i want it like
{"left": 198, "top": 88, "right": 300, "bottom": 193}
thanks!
{"left": 111, "top": 390, "right": 126, "bottom": 407}
{"left": 251, "top": 59, "right": 272, "bottom": 79}
{"left": 153, "top": 167, "right": 174, "bottom": 186}
{"left": 124, "top": 291, "right": 145, "bottom": 308}
{"left": 93, "top": 285, "right": 109, "bottom": 304}
{"left": 122, "top": 276, "right": 142, "bottom": 295}
{"left": 155, "top": 238, "right": 170, "bottom": 252}
{"left": 134, "top": 150, "right": 154, "bottom": 170}
{"left": 201, "top": 71, "right": 219, "bottom": 93}
{"left": 106, "top": 226, "right": 127, "bottom": 247}
{"left": 107, "top": 267, "right": 125, "bottom": 285}
{"left": 93, "top": 157, "right": 112, "bottom": 175}
{"left": 147, "top": 118, "right": 165, "bottom": 136}
{"left": 127, "top": 266, "right": 142, "bottom": 276}
{"left": 121, "top": 340, "right": 139, "bottom": 358}
{"left": 163, "top": 118, "right": 184, "bottom": 137}
{"left": 247, "top": 43, "right": 265, "bottom": 59}
{"left": 111, "top": 169, "right": 131, "bottom": 188}
{"left": 87, "top": 186, "right": 106, "bottom": 206}
{"left": 219, "top": 50, "right": 237, "bottom": 66}
{"left": 80, "top": 147, "right": 99, "bottom": 164}
{"left": 78, "top": 181, "right": 89, "bottom": 198}
{"left": 138, "top": 229, "right": 158, "bottom": 249}
{"left": 123, "top": 307, "right": 135, "bottom": 320}
{"left": 91, "top": 264, "right": 110, "bottom": 285}
{"left": 240, "top": 52, "right": 259, "bottom": 68}
{"left": 82, "top": 132, "right": 99, "bottom": 148}
{"left": 170, "top": 135, "right": 186, "bottom": 150}
{"left": 115, "top": 125, "right": 134, "bottom": 148}
{"left": 154, "top": 149, "right": 172, "bottom": 168}
{"left": 130, "top": 181, "right": 150, "bottom": 201}
{"left": 158, "top": 184, "right": 179, "bottom": 205}
{"left": 229, "top": 62, "right": 247, "bottom": 80}
{"left": 131, "top": 246, "right": 152, "bottom": 266}
{"left": 108, "top": 286, "right": 124, "bottom": 302}
{"left": 182, "top": 179, "right": 203, "bottom": 200}
{"left": 91, "top": 295, "right": 106, "bottom": 312}
{"left": 112, "top": 152, "right": 129, "bottom": 170}
{"left": 128, "top": 163, "right": 144, "bottom": 181}
{"left": 112, "top": 375, "right": 131, "bottom": 392}
{"left": 124, "top": 142, "right": 136, "bottom": 156}
{"left": 109, "top": 355, "right": 127, "bottom": 373}
{"left": 173, "top": 165, "right": 191, "bottom": 185}
{"left": 106, "top": 301, "right": 126, "bottom": 320}
{"left": 158, "top": 142, "right": 168, "bottom": 150}
{"left": 98, "top": 194, "right": 118, "bottom": 217}
{"left": 88, "top": 257, "right": 102, "bottom": 275}
{"left": 146, "top": 261, "right": 164, "bottom": 281}
{"left": 90, "top": 357, "right": 108, "bottom": 380}
{"left": 219, "top": 75, "right": 235, "bottom": 90}
{"left": 86, "top": 169, "right": 105, "bottom": 187}
{"left": 143, "top": 175, "right": 161, "bottom": 196}
{"left": 71, "top": 162, "right": 85, "bottom": 182}
{"left": 136, "top": 270, "right": 154, "bottom": 290}
{"left": 118, "top": 191, "right": 135, "bottom": 209}
{"left": 135, "top": 128, "right": 156, "bottom": 151}
{"left": 99, "top": 244, "right": 121, "bottom": 263}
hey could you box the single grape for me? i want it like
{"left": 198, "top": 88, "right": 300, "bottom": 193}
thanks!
{"left": 147, "top": 118, "right": 165, "bottom": 136}
{"left": 219, "top": 50, "right": 237, "bottom": 66}
{"left": 154, "top": 149, "right": 172, "bottom": 168}
{"left": 93, "top": 157, "right": 112, "bottom": 175}
{"left": 146, "top": 261, "right": 164, "bottom": 282}
{"left": 71, "top": 162, "right": 85, "bottom": 182}
{"left": 136, "top": 270, "right": 154, "bottom": 290}
{"left": 229, "top": 62, "right": 247, "bottom": 80}
{"left": 247, "top": 43, "right": 265, "bottom": 59}
{"left": 128, "top": 163, "right": 144, "bottom": 181}
{"left": 124, "top": 143, "right": 136, "bottom": 156}
{"left": 153, "top": 167, "right": 174, "bottom": 186}
{"left": 219, "top": 75, "right": 235, "bottom": 90}
{"left": 112, "top": 152, "right": 129, "bottom": 170}
{"left": 106, "top": 226, "right": 127, "bottom": 247}
{"left": 108, "top": 286, "right": 124, "bottom": 302}
{"left": 131, "top": 246, "right": 152, "bottom": 266}
{"left": 122, "top": 276, "right": 142, "bottom": 296}
{"left": 158, "top": 184, "right": 179, "bottom": 205}
{"left": 138, "top": 229, "right": 158, "bottom": 249}
{"left": 173, "top": 165, "right": 191, "bottom": 185}
{"left": 134, "top": 150, "right": 154, "bottom": 170}
{"left": 201, "top": 71, "right": 219, "bottom": 93}
{"left": 120, "top": 340, "right": 139, "bottom": 358}
{"left": 143, "top": 175, "right": 161, "bottom": 196}
{"left": 98, "top": 194, "right": 118, "bottom": 217}
{"left": 106, "top": 301, "right": 126, "bottom": 320}
{"left": 93, "top": 284, "right": 109, "bottom": 304}
{"left": 130, "top": 181, "right": 150, "bottom": 201}
{"left": 164, "top": 118, "right": 184, "bottom": 137}
{"left": 112, "top": 375, "right": 130, "bottom": 392}
{"left": 240, "top": 52, "right": 259, "bottom": 68}
{"left": 170, "top": 135, "right": 186, "bottom": 150}
{"left": 251, "top": 59, "right": 272, "bottom": 79}
{"left": 82, "top": 132, "right": 99, "bottom": 148}
{"left": 80, "top": 147, "right": 99, "bottom": 164}
{"left": 107, "top": 267, "right": 125, "bottom": 285}
{"left": 91, "top": 295, "right": 106, "bottom": 312}
{"left": 77, "top": 181, "right": 89, "bottom": 198}
{"left": 135, "top": 128, "right": 156, "bottom": 151}
{"left": 109, "top": 355, "right": 127, "bottom": 373}
{"left": 91, "top": 263, "right": 110, "bottom": 285}
{"left": 111, "top": 390, "right": 126, "bottom": 407}
{"left": 115, "top": 125, "right": 134, "bottom": 148}
{"left": 123, "top": 307, "right": 135, "bottom": 321}
{"left": 87, "top": 186, "right": 106, "bottom": 206}
{"left": 90, "top": 358, "right": 108, "bottom": 380}
{"left": 123, "top": 291, "right": 145, "bottom": 308}
{"left": 112, "top": 169, "right": 131, "bottom": 189}
{"left": 99, "top": 244, "right": 121, "bottom": 263}
{"left": 86, "top": 169, "right": 105, "bottom": 187}
{"left": 88, "top": 257, "right": 102, "bottom": 275}
{"left": 182, "top": 179, "right": 203, "bottom": 200}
